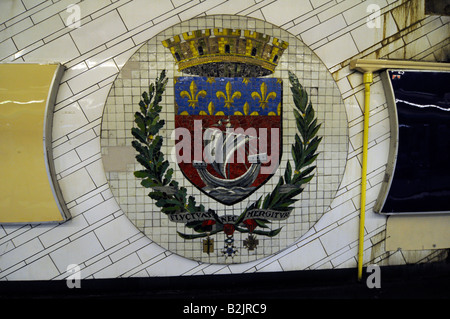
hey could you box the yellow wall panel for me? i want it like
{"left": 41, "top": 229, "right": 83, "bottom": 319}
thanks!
{"left": 386, "top": 214, "right": 450, "bottom": 251}
{"left": 0, "top": 63, "right": 69, "bottom": 223}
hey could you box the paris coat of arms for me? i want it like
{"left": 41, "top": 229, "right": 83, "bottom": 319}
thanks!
{"left": 131, "top": 28, "right": 322, "bottom": 257}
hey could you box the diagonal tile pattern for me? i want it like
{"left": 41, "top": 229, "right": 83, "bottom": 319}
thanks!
{"left": 0, "top": 0, "right": 448, "bottom": 280}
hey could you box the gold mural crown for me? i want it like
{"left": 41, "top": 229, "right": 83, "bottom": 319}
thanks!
{"left": 162, "top": 28, "right": 288, "bottom": 77}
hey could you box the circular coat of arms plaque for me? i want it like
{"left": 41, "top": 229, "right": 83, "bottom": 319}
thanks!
{"left": 101, "top": 15, "right": 348, "bottom": 264}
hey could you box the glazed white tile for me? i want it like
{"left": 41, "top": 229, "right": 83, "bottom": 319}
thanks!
{"left": 68, "top": 193, "right": 104, "bottom": 218}
{"left": 67, "top": 60, "right": 118, "bottom": 94}
{"left": 287, "top": 15, "right": 320, "bottom": 36}
{"left": 278, "top": 239, "right": 327, "bottom": 271}
{"left": 261, "top": 0, "right": 313, "bottom": 26}
{"left": 3, "top": 3, "right": 43, "bottom": 28}
{"left": 403, "top": 17, "right": 439, "bottom": 43}
{"left": 177, "top": 0, "right": 226, "bottom": 21}
{"left": 113, "top": 45, "right": 139, "bottom": 68}
{"left": 8, "top": 225, "right": 50, "bottom": 248}
{"left": 315, "top": 33, "right": 359, "bottom": 68}
{"left": 54, "top": 150, "right": 81, "bottom": 174}
{"left": 60, "top": 62, "right": 88, "bottom": 82}
{"left": 153, "top": 3, "right": 204, "bottom": 26}
{"left": 255, "top": 258, "right": 284, "bottom": 272}
{"left": 320, "top": 217, "right": 360, "bottom": 255}
{"left": 13, "top": 14, "right": 65, "bottom": 50}
{"left": 59, "top": 0, "right": 111, "bottom": 26}
{"left": 75, "top": 137, "right": 99, "bottom": 161}
{"left": 0, "top": 38, "right": 16, "bottom": 60}
{"left": 6, "top": 256, "right": 60, "bottom": 280}
{"left": 339, "top": 156, "right": 363, "bottom": 189}
{"left": 171, "top": 0, "right": 194, "bottom": 8}
{"left": 205, "top": 0, "right": 256, "bottom": 15}
{"left": 136, "top": 242, "right": 167, "bottom": 263}
{"left": 77, "top": 87, "right": 110, "bottom": 122}
{"left": 40, "top": 215, "right": 90, "bottom": 248}
{"left": 54, "top": 82, "right": 74, "bottom": 107}
{"left": 319, "top": 2, "right": 351, "bottom": 22}
{"left": 427, "top": 23, "right": 450, "bottom": 46}
{"left": 53, "top": 128, "right": 97, "bottom": 159}
{"left": 0, "top": 0, "right": 26, "bottom": 24}
{"left": 82, "top": 197, "right": 119, "bottom": 225}
{"left": 93, "top": 253, "right": 142, "bottom": 278}
{"left": 85, "top": 38, "right": 134, "bottom": 69}
{"left": 109, "top": 235, "right": 149, "bottom": 262}
{"left": 301, "top": 14, "right": 347, "bottom": 46}
{"left": 406, "top": 35, "right": 433, "bottom": 59}
{"left": 22, "top": 0, "right": 47, "bottom": 10}
{"left": 351, "top": 12, "right": 398, "bottom": 52}
{"left": 310, "top": 0, "right": 332, "bottom": 9}
{"left": 336, "top": 76, "right": 353, "bottom": 96}
{"left": 117, "top": 0, "right": 174, "bottom": 30}
{"left": 79, "top": 257, "right": 112, "bottom": 278}
{"left": 52, "top": 102, "right": 89, "bottom": 140}
{"left": 30, "top": 0, "right": 77, "bottom": 24}
{"left": 93, "top": 215, "right": 141, "bottom": 250}
{"left": 349, "top": 111, "right": 389, "bottom": 150}
{"left": 365, "top": 184, "right": 385, "bottom": 210}
{"left": 70, "top": 10, "right": 127, "bottom": 54}
{"left": 144, "top": 253, "right": 199, "bottom": 276}
{"left": 22, "top": 34, "right": 80, "bottom": 64}
{"left": 0, "top": 16, "right": 33, "bottom": 43}
{"left": 0, "top": 238, "right": 43, "bottom": 270}
{"left": 85, "top": 158, "right": 108, "bottom": 187}
{"left": 316, "top": 200, "right": 357, "bottom": 232}
{"left": 57, "top": 153, "right": 102, "bottom": 181}
{"left": 366, "top": 138, "right": 390, "bottom": 174}
{"left": 131, "top": 14, "right": 181, "bottom": 45}
{"left": 342, "top": 0, "right": 388, "bottom": 26}
{"left": 0, "top": 0, "right": 448, "bottom": 281}
{"left": 362, "top": 213, "right": 385, "bottom": 238}
{"left": 58, "top": 168, "right": 97, "bottom": 203}
{"left": 49, "top": 232, "right": 104, "bottom": 273}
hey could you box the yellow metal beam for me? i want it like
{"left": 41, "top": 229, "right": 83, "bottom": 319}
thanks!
{"left": 358, "top": 71, "right": 373, "bottom": 281}
{"left": 350, "top": 59, "right": 450, "bottom": 73}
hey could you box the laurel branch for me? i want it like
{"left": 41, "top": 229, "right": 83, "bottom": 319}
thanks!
{"left": 131, "top": 70, "right": 322, "bottom": 240}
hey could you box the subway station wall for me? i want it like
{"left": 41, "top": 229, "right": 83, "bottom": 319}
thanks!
{"left": 0, "top": 0, "right": 449, "bottom": 280}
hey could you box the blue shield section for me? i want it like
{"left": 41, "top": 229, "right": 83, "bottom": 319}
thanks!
{"left": 175, "top": 77, "right": 282, "bottom": 116}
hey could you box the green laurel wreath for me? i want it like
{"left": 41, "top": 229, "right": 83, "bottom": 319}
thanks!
{"left": 131, "top": 70, "right": 322, "bottom": 240}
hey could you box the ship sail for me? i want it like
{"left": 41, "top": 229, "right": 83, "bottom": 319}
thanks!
{"left": 196, "top": 126, "right": 265, "bottom": 189}
{"left": 204, "top": 128, "right": 258, "bottom": 178}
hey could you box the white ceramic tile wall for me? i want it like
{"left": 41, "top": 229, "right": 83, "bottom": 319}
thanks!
{"left": 0, "top": 0, "right": 449, "bottom": 280}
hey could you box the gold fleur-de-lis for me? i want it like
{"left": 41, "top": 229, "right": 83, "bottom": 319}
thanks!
{"left": 180, "top": 80, "right": 207, "bottom": 109}
{"left": 234, "top": 102, "right": 250, "bottom": 115}
{"left": 251, "top": 82, "right": 276, "bottom": 110}
{"left": 199, "top": 102, "right": 217, "bottom": 115}
{"left": 216, "top": 81, "right": 241, "bottom": 109}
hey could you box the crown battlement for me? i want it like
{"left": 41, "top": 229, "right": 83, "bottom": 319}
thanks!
{"left": 162, "top": 28, "right": 288, "bottom": 77}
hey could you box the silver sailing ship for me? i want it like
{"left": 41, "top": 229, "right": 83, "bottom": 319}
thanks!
{"left": 193, "top": 119, "right": 266, "bottom": 204}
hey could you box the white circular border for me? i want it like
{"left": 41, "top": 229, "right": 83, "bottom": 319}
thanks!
{"left": 100, "top": 15, "right": 349, "bottom": 264}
